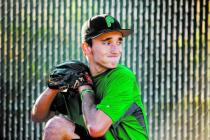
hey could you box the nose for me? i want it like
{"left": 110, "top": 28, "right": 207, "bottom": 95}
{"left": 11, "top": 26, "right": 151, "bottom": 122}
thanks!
{"left": 110, "top": 44, "right": 120, "bottom": 53}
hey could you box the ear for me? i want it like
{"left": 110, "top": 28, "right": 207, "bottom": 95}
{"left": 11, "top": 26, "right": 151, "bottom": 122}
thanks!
{"left": 81, "top": 42, "right": 92, "bottom": 56}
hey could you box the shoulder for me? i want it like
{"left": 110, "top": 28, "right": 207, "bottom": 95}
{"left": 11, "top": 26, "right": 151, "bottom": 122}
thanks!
{"left": 107, "top": 64, "right": 135, "bottom": 80}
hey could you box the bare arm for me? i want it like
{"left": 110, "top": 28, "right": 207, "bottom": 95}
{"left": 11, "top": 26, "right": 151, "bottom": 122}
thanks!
{"left": 31, "top": 88, "right": 60, "bottom": 122}
{"left": 79, "top": 85, "right": 112, "bottom": 137}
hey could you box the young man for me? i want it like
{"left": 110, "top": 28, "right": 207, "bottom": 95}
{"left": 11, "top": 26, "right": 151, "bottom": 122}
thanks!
{"left": 31, "top": 14, "right": 149, "bottom": 140}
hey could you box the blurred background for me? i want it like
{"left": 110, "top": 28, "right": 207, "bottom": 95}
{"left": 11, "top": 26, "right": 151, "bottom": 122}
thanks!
{"left": 0, "top": 0, "right": 210, "bottom": 140}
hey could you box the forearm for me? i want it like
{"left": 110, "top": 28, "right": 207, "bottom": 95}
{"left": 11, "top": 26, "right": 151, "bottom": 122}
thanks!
{"left": 79, "top": 86, "right": 112, "bottom": 137}
{"left": 31, "top": 88, "right": 59, "bottom": 122}
{"left": 79, "top": 86, "right": 96, "bottom": 124}
{"left": 81, "top": 92, "right": 97, "bottom": 126}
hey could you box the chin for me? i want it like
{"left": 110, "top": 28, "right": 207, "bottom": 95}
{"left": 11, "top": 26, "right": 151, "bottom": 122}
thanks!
{"left": 108, "top": 62, "right": 118, "bottom": 68}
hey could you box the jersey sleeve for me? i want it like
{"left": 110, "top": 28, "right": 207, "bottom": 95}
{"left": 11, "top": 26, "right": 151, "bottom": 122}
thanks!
{"left": 96, "top": 68, "right": 137, "bottom": 124}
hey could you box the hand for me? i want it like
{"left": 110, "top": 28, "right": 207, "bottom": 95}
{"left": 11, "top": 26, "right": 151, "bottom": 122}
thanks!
{"left": 70, "top": 72, "right": 93, "bottom": 90}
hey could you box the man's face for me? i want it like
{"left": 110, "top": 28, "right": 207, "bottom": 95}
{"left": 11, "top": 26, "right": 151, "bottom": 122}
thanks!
{"left": 91, "top": 31, "right": 123, "bottom": 70}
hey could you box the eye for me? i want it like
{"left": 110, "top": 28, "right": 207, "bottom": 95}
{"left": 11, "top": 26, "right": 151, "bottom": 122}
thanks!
{"left": 116, "top": 41, "right": 122, "bottom": 45}
{"left": 102, "top": 41, "right": 111, "bottom": 46}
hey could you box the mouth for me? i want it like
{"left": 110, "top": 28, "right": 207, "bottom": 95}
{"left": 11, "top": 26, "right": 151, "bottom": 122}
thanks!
{"left": 107, "top": 55, "right": 120, "bottom": 62}
{"left": 108, "top": 56, "right": 119, "bottom": 57}
{"left": 108, "top": 54, "right": 120, "bottom": 57}
{"left": 108, "top": 56, "right": 120, "bottom": 60}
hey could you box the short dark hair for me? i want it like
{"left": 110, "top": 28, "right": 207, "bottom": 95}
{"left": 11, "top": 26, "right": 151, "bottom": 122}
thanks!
{"left": 86, "top": 39, "right": 92, "bottom": 47}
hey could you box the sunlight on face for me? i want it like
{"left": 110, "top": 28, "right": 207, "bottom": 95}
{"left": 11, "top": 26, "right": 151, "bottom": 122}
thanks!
{"left": 91, "top": 31, "right": 123, "bottom": 71}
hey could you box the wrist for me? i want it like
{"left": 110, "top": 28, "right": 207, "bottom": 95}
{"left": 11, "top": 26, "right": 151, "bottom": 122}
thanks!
{"left": 47, "top": 87, "right": 60, "bottom": 94}
{"left": 80, "top": 89, "right": 94, "bottom": 99}
{"left": 78, "top": 85, "right": 92, "bottom": 93}
{"left": 79, "top": 85, "right": 94, "bottom": 99}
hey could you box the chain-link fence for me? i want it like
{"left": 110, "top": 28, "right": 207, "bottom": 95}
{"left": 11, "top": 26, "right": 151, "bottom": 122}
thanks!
{"left": 0, "top": 0, "right": 210, "bottom": 140}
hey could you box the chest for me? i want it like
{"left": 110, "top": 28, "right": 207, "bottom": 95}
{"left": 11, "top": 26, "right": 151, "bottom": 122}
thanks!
{"left": 94, "top": 77, "right": 109, "bottom": 102}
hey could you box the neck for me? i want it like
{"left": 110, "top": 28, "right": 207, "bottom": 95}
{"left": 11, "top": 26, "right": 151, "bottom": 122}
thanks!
{"left": 89, "top": 62, "right": 108, "bottom": 77}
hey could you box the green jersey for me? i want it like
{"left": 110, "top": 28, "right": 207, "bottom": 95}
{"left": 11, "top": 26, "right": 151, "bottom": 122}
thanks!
{"left": 50, "top": 64, "right": 149, "bottom": 140}
{"left": 93, "top": 64, "right": 149, "bottom": 140}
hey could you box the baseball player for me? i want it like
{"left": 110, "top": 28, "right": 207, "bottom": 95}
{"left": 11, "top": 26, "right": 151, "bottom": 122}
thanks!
{"left": 31, "top": 14, "right": 149, "bottom": 140}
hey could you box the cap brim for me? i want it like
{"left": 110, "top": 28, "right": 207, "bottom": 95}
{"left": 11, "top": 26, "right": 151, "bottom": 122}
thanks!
{"left": 119, "top": 29, "right": 133, "bottom": 37}
{"left": 91, "top": 29, "right": 133, "bottom": 39}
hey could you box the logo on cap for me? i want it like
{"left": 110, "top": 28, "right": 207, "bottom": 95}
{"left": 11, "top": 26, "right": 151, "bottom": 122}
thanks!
{"left": 105, "top": 16, "right": 115, "bottom": 27}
